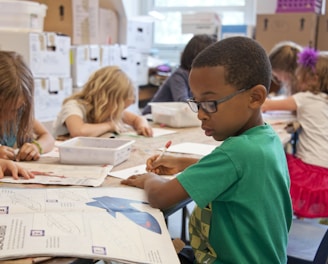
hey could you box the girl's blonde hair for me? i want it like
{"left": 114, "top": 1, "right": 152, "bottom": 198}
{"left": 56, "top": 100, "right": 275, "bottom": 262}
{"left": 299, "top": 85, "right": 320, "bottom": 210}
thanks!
{"left": 296, "top": 51, "right": 328, "bottom": 95}
{"left": 64, "top": 66, "right": 134, "bottom": 123}
{"left": 269, "top": 41, "right": 303, "bottom": 94}
{"left": 0, "top": 51, "right": 34, "bottom": 147}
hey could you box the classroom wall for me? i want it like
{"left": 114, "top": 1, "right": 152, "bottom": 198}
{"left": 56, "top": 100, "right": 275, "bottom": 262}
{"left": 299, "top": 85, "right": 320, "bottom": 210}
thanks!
{"left": 256, "top": 0, "right": 277, "bottom": 14}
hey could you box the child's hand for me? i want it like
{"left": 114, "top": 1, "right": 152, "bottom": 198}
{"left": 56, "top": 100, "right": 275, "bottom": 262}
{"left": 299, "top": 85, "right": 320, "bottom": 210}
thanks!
{"left": 0, "top": 159, "right": 35, "bottom": 180}
{"left": 136, "top": 125, "right": 153, "bottom": 137}
{"left": 0, "top": 145, "right": 16, "bottom": 160}
{"left": 16, "top": 142, "right": 41, "bottom": 161}
{"left": 121, "top": 173, "right": 154, "bottom": 189}
{"left": 146, "top": 155, "right": 181, "bottom": 175}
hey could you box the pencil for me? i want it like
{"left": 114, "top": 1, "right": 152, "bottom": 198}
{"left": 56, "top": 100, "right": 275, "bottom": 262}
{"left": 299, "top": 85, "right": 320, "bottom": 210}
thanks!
{"left": 156, "top": 140, "right": 172, "bottom": 161}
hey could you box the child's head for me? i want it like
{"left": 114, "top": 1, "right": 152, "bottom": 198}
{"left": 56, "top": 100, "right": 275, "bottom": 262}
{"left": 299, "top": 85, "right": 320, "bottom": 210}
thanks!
{"left": 188, "top": 36, "right": 271, "bottom": 141}
{"left": 296, "top": 48, "right": 328, "bottom": 95}
{"left": 0, "top": 51, "right": 34, "bottom": 146}
{"left": 66, "top": 66, "right": 135, "bottom": 123}
{"left": 269, "top": 41, "right": 302, "bottom": 94}
{"left": 180, "top": 34, "right": 217, "bottom": 71}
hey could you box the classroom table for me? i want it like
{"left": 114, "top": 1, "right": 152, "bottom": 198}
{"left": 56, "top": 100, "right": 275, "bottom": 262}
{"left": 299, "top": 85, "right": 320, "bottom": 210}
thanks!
{"left": 0, "top": 121, "right": 291, "bottom": 264}
{"left": 0, "top": 124, "right": 218, "bottom": 264}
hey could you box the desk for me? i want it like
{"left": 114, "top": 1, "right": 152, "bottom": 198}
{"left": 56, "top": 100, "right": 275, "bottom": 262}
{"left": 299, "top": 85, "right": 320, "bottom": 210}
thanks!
{"left": 0, "top": 125, "right": 217, "bottom": 264}
{"left": 0, "top": 123, "right": 291, "bottom": 264}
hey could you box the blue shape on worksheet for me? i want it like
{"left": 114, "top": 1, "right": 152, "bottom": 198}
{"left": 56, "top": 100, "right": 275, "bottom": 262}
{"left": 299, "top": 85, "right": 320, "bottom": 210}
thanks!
{"left": 86, "top": 196, "right": 162, "bottom": 234}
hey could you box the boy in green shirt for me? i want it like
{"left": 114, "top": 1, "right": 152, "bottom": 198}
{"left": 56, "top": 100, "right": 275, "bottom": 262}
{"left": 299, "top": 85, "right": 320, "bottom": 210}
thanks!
{"left": 122, "top": 36, "right": 292, "bottom": 264}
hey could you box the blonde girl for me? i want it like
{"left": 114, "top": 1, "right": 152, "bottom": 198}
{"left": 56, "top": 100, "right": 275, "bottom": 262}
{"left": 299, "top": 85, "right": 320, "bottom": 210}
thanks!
{"left": 53, "top": 66, "right": 153, "bottom": 138}
{"left": 0, "top": 51, "right": 55, "bottom": 161}
{"left": 263, "top": 48, "right": 328, "bottom": 218}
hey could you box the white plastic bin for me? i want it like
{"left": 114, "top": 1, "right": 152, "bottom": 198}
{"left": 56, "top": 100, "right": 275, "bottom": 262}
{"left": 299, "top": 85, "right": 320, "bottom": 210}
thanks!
{"left": 0, "top": 0, "right": 47, "bottom": 32}
{"left": 150, "top": 102, "right": 201, "bottom": 128}
{"left": 58, "top": 137, "right": 135, "bottom": 166}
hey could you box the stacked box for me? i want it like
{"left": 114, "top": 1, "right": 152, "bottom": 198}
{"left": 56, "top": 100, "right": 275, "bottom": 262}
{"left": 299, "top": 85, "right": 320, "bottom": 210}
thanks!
{"left": 276, "top": 0, "right": 323, "bottom": 13}
{"left": 0, "top": 31, "right": 72, "bottom": 122}
{"left": 255, "top": 13, "right": 319, "bottom": 53}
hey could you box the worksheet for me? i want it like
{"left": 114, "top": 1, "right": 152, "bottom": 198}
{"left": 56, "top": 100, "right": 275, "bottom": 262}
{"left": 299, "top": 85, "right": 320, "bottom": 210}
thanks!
{"left": 0, "top": 163, "right": 112, "bottom": 187}
{"left": 160, "top": 142, "right": 219, "bottom": 156}
{"left": 0, "top": 187, "right": 180, "bottom": 264}
{"left": 108, "top": 164, "right": 176, "bottom": 180}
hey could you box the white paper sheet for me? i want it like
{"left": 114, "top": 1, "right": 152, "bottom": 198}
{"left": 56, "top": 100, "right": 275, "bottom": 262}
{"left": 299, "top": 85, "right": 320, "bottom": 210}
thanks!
{"left": 109, "top": 165, "right": 175, "bottom": 181}
{"left": 121, "top": 127, "right": 177, "bottom": 137}
{"left": 262, "top": 111, "right": 296, "bottom": 125}
{"left": 109, "top": 164, "right": 147, "bottom": 179}
{"left": 161, "top": 142, "right": 219, "bottom": 156}
{"left": 0, "top": 187, "right": 180, "bottom": 264}
{"left": 0, "top": 163, "right": 112, "bottom": 187}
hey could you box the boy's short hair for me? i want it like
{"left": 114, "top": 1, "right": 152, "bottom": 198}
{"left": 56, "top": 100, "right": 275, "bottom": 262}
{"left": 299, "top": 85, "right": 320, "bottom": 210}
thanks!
{"left": 192, "top": 36, "right": 272, "bottom": 93}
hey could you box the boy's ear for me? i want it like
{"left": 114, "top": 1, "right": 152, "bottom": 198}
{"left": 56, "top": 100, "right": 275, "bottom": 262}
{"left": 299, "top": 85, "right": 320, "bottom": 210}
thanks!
{"left": 248, "top": 85, "right": 267, "bottom": 108}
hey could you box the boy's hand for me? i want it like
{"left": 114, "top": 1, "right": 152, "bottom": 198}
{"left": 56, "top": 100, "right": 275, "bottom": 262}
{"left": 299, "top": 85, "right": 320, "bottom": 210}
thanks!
{"left": 121, "top": 173, "right": 154, "bottom": 189}
{"left": 146, "top": 155, "right": 181, "bottom": 175}
{"left": 0, "top": 159, "right": 35, "bottom": 180}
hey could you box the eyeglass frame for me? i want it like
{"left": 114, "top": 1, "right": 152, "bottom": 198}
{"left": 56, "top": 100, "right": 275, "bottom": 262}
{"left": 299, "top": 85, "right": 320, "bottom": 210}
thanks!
{"left": 187, "top": 88, "right": 248, "bottom": 114}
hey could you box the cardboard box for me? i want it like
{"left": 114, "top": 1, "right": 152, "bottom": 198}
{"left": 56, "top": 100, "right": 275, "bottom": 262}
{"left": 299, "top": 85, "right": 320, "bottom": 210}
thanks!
{"left": 275, "top": 0, "right": 323, "bottom": 13}
{"left": 34, "top": 77, "right": 73, "bottom": 122}
{"left": 317, "top": 14, "right": 328, "bottom": 50}
{"left": 0, "top": 0, "right": 47, "bottom": 32}
{"left": 30, "top": 0, "right": 118, "bottom": 45}
{"left": 255, "top": 13, "right": 319, "bottom": 53}
{"left": 126, "top": 17, "right": 153, "bottom": 52}
{"left": 0, "top": 31, "right": 71, "bottom": 78}
{"left": 70, "top": 45, "right": 101, "bottom": 87}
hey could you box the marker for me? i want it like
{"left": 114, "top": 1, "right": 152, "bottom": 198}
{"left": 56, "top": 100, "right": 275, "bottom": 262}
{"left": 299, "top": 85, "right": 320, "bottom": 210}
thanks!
{"left": 156, "top": 140, "right": 172, "bottom": 161}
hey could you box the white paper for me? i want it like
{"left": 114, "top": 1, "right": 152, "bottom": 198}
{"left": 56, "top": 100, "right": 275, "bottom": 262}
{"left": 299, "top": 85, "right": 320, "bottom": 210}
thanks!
{"left": 262, "top": 111, "right": 296, "bottom": 125}
{"left": 0, "top": 163, "right": 112, "bottom": 187}
{"left": 109, "top": 164, "right": 147, "bottom": 179}
{"left": 0, "top": 187, "right": 180, "bottom": 264}
{"left": 109, "top": 165, "right": 176, "bottom": 181}
{"left": 121, "top": 127, "right": 177, "bottom": 137}
{"left": 161, "top": 142, "right": 219, "bottom": 156}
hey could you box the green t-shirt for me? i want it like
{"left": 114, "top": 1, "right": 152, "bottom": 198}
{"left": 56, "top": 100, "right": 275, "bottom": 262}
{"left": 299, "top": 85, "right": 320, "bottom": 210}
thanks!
{"left": 177, "top": 124, "right": 292, "bottom": 264}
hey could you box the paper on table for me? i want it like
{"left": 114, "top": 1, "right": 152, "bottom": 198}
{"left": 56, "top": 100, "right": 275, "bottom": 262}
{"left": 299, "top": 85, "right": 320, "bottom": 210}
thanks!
{"left": 262, "top": 111, "right": 296, "bottom": 125}
{"left": 109, "top": 164, "right": 147, "bottom": 179}
{"left": 121, "top": 127, "right": 176, "bottom": 137}
{"left": 160, "top": 142, "right": 219, "bottom": 156}
{"left": 0, "top": 187, "right": 180, "bottom": 263}
{"left": 109, "top": 164, "right": 176, "bottom": 180}
{"left": 0, "top": 163, "right": 112, "bottom": 187}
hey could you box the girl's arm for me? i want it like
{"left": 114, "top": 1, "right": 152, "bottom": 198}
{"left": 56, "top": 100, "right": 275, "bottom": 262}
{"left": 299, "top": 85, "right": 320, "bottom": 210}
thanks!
{"left": 122, "top": 111, "right": 153, "bottom": 137}
{"left": 262, "top": 96, "right": 297, "bottom": 112}
{"left": 16, "top": 120, "right": 55, "bottom": 161}
{"left": 65, "top": 115, "right": 118, "bottom": 137}
{"left": 33, "top": 120, "right": 55, "bottom": 153}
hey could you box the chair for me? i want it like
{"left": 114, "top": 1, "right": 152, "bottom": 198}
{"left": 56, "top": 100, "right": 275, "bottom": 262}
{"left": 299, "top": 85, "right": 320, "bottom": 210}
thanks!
{"left": 287, "top": 219, "right": 328, "bottom": 264}
{"left": 162, "top": 198, "right": 192, "bottom": 243}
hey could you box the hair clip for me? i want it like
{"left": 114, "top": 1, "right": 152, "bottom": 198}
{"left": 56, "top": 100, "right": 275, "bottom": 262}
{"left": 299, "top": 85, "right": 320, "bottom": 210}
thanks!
{"left": 297, "top": 47, "right": 319, "bottom": 72}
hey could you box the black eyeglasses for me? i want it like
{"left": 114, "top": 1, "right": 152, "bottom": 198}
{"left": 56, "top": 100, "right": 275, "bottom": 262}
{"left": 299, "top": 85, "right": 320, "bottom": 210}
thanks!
{"left": 187, "top": 88, "right": 247, "bottom": 113}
